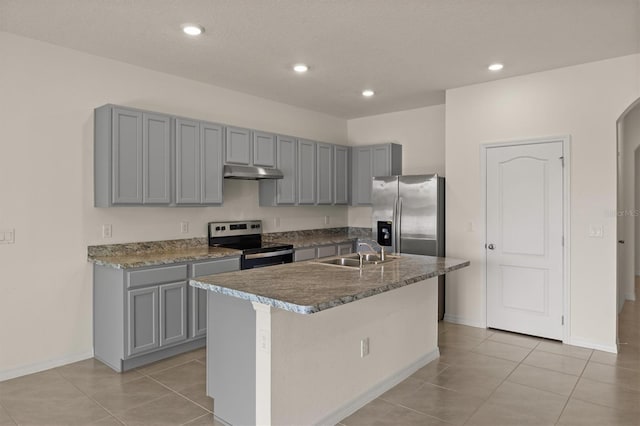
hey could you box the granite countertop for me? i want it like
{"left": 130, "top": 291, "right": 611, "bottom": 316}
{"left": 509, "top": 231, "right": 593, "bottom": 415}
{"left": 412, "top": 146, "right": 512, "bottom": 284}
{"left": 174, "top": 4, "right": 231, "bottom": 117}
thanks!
{"left": 88, "top": 243, "right": 241, "bottom": 269}
{"left": 190, "top": 254, "right": 469, "bottom": 314}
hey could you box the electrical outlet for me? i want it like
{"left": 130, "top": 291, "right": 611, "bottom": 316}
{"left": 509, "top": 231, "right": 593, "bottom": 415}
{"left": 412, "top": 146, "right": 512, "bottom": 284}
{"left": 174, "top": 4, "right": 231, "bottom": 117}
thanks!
{"left": 360, "top": 337, "right": 370, "bottom": 358}
{"left": 0, "top": 229, "right": 14, "bottom": 244}
{"left": 324, "top": 215, "right": 330, "bottom": 225}
{"left": 274, "top": 217, "right": 281, "bottom": 228}
{"left": 102, "top": 224, "right": 112, "bottom": 238}
{"left": 180, "top": 221, "right": 189, "bottom": 234}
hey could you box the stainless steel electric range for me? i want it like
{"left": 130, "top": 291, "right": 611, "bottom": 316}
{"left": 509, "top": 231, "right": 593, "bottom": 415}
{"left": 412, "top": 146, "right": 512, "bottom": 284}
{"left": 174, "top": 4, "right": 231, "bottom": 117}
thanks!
{"left": 208, "top": 220, "right": 293, "bottom": 269}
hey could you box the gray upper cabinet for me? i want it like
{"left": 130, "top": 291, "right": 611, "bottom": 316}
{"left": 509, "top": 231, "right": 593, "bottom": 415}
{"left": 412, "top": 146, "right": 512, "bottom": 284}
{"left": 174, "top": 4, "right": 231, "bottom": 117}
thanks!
{"left": 175, "top": 118, "right": 201, "bottom": 204}
{"left": 334, "top": 145, "right": 350, "bottom": 205}
{"left": 225, "top": 126, "right": 251, "bottom": 165}
{"left": 200, "top": 123, "right": 224, "bottom": 204}
{"left": 142, "top": 113, "right": 171, "bottom": 204}
{"left": 96, "top": 105, "right": 171, "bottom": 206}
{"left": 253, "top": 131, "right": 276, "bottom": 167}
{"left": 175, "top": 119, "right": 224, "bottom": 205}
{"left": 298, "top": 139, "right": 317, "bottom": 205}
{"left": 316, "top": 143, "right": 333, "bottom": 205}
{"left": 351, "top": 143, "right": 402, "bottom": 206}
{"left": 259, "top": 135, "right": 297, "bottom": 206}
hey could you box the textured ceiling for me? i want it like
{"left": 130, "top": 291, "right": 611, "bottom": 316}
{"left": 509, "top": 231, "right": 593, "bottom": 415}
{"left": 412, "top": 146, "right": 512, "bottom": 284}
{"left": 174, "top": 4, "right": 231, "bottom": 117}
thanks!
{"left": 1, "top": 0, "right": 638, "bottom": 118}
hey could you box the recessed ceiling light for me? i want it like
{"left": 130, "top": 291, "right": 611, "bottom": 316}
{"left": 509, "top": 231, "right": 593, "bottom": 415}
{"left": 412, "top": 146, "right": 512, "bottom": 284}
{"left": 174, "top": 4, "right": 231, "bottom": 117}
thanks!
{"left": 182, "top": 24, "right": 204, "bottom": 36}
{"left": 293, "top": 64, "right": 309, "bottom": 73}
{"left": 488, "top": 63, "right": 504, "bottom": 71}
{"left": 362, "top": 89, "right": 375, "bottom": 97}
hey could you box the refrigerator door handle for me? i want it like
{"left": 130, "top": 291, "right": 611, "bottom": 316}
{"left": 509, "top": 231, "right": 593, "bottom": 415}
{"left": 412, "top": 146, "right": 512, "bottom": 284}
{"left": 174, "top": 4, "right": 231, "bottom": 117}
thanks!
{"left": 397, "top": 197, "right": 403, "bottom": 253}
{"left": 392, "top": 196, "right": 398, "bottom": 252}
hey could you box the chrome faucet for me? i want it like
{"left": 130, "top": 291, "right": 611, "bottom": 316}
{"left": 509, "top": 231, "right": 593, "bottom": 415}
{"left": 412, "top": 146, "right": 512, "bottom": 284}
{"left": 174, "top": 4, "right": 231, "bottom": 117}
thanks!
{"left": 357, "top": 240, "right": 386, "bottom": 261}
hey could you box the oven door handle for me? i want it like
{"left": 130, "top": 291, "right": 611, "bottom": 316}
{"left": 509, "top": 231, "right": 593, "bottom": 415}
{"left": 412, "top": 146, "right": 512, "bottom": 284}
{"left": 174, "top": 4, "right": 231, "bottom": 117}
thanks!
{"left": 244, "top": 249, "right": 293, "bottom": 260}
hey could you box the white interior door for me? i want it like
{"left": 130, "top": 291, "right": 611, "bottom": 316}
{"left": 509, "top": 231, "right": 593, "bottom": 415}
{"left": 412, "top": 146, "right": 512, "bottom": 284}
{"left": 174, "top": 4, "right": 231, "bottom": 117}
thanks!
{"left": 486, "top": 141, "right": 564, "bottom": 340}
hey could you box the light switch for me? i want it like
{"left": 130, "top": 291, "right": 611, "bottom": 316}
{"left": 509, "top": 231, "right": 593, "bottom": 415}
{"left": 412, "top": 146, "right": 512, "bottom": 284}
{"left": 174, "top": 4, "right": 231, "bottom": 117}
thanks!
{"left": 588, "top": 225, "right": 603, "bottom": 238}
{"left": 180, "top": 221, "right": 189, "bottom": 234}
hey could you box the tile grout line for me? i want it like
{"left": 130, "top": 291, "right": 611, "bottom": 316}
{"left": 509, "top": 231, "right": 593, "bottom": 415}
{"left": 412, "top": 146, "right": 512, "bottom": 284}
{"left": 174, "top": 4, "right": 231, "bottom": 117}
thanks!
{"left": 461, "top": 336, "right": 541, "bottom": 425}
{"left": 0, "top": 399, "right": 18, "bottom": 426}
{"left": 144, "top": 369, "right": 214, "bottom": 415}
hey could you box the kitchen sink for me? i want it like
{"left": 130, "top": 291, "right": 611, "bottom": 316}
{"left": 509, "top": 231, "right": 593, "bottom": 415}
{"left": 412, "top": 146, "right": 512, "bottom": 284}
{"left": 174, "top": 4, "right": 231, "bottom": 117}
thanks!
{"left": 315, "top": 253, "right": 400, "bottom": 268}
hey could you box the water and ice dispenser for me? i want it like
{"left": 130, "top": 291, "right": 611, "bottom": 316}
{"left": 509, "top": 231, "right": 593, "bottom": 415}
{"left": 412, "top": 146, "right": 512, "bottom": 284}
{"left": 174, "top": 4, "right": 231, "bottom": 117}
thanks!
{"left": 377, "top": 221, "right": 393, "bottom": 247}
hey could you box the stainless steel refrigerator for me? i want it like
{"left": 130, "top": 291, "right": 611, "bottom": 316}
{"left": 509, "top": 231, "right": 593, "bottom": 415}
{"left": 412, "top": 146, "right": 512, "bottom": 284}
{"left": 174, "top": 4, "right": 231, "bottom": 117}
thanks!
{"left": 372, "top": 174, "right": 446, "bottom": 319}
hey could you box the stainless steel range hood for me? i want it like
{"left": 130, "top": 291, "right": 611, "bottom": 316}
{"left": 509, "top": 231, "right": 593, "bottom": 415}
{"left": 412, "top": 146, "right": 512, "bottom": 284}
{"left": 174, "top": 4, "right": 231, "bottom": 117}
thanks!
{"left": 223, "top": 164, "right": 284, "bottom": 180}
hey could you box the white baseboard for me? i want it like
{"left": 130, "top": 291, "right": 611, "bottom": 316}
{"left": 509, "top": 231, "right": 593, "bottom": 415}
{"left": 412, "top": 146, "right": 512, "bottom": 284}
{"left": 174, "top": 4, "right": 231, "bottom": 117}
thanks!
{"left": 625, "top": 292, "right": 636, "bottom": 301}
{"left": 443, "top": 313, "right": 486, "bottom": 329}
{"left": 567, "top": 337, "right": 617, "bottom": 354}
{"left": 0, "top": 350, "right": 94, "bottom": 382}
{"left": 316, "top": 348, "right": 440, "bottom": 426}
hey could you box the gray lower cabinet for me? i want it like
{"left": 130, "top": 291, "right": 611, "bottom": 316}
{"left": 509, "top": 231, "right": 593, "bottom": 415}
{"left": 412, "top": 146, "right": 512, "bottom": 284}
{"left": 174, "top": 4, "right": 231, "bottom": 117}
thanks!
{"left": 298, "top": 139, "right": 317, "bottom": 204}
{"left": 334, "top": 145, "right": 350, "bottom": 205}
{"left": 95, "top": 105, "right": 171, "bottom": 206}
{"left": 175, "top": 119, "right": 224, "bottom": 205}
{"left": 293, "top": 242, "right": 354, "bottom": 261}
{"left": 127, "top": 286, "right": 159, "bottom": 356}
{"left": 351, "top": 143, "right": 402, "bottom": 206}
{"left": 93, "top": 256, "right": 240, "bottom": 372}
{"left": 317, "top": 143, "right": 333, "bottom": 205}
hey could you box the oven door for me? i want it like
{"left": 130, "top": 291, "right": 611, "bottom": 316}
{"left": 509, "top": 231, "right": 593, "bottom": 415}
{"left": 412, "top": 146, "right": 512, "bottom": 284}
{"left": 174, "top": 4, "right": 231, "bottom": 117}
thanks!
{"left": 242, "top": 249, "right": 293, "bottom": 269}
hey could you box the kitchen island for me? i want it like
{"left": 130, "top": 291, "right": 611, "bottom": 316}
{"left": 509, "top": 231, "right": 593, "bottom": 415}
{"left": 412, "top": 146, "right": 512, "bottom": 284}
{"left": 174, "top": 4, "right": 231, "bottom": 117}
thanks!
{"left": 190, "top": 254, "right": 469, "bottom": 426}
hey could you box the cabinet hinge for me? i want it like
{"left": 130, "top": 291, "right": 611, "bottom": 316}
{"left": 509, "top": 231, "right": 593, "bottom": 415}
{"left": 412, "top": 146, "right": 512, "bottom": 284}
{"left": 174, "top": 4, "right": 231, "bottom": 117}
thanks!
{"left": 559, "top": 156, "right": 565, "bottom": 167}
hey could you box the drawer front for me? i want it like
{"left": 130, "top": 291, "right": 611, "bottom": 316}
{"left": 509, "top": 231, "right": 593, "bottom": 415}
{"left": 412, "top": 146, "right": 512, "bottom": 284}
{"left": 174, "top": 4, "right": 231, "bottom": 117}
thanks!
{"left": 294, "top": 247, "right": 316, "bottom": 262}
{"left": 317, "top": 245, "right": 337, "bottom": 258}
{"left": 127, "top": 265, "right": 188, "bottom": 288}
{"left": 191, "top": 257, "right": 240, "bottom": 277}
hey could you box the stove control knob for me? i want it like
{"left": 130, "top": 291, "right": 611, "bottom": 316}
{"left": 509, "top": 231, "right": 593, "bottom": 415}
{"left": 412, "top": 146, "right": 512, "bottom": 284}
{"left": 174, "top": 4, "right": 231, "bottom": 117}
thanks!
{"left": 215, "top": 226, "right": 221, "bottom": 231}
{"left": 221, "top": 226, "right": 226, "bottom": 230}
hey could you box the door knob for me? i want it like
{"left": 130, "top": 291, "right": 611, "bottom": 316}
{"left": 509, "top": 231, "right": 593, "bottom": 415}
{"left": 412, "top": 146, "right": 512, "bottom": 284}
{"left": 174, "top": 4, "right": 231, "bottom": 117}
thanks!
{"left": 487, "top": 243, "right": 495, "bottom": 250}
{"left": 618, "top": 240, "right": 625, "bottom": 244}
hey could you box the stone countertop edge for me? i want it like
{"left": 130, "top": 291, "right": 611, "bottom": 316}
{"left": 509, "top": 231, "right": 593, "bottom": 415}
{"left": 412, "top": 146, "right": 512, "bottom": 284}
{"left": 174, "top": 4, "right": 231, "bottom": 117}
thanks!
{"left": 190, "top": 256, "right": 470, "bottom": 315}
{"left": 271, "top": 235, "right": 359, "bottom": 249}
{"left": 88, "top": 247, "right": 242, "bottom": 269}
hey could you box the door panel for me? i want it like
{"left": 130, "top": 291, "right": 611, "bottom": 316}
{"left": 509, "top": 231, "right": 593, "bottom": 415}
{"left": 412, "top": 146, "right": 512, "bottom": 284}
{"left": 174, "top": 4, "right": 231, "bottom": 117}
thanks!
{"left": 486, "top": 141, "right": 563, "bottom": 340}
{"left": 127, "top": 287, "right": 158, "bottom": 356}
{"left": 112, "top": 108, "right": 143, "bottom": 204}
{"left": 175, "top": 119, "right": 201, "bottom": 204}
{"left": 142, "top": 113, "right": 171, "bottom": 204}
{"left": 276, "top": 136, "right": 297, "bottom": 204}
{"left": 201, "top": 123, "right": 224, "bottom": 204}
{"left": 159, "top": 282, "right": 187, "bottom": 346}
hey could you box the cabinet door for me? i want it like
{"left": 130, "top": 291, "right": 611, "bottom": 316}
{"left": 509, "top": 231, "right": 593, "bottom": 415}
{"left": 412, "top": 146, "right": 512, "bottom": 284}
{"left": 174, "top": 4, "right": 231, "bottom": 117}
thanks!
{"left": 372, "top": 144, "right": 391, "bottom": 177}
{"left": 276, "top": 136, "right": 297, "bottom": 204}
{"left": 338, "top": 243, "right": 354, "bottom": 255}
{"left": 298, "top": 139, "right": 317, "bottom": 205}
{"left": 175, "top": 118, "right": 201, "bottom": 204}
{"left": 159, "top": 282, "right": 187, "bottom": 347}
{"left": 294, "top": 247, "right": 316, "bottom": 262}
{"left": 225, "top": 126, "right": 251, "bottom": 165}
{"left": 334, "top": 145, "right": 349, "bottom": 205}
{"left": 112, "top": 108, "right": 143, "bottom": 204}
{"left": 316, "top": 143, "right": 333, "bottom": 205}
{"left": 201, "top": 122, "right": 224, "bottom": 204}
{"left": 127, "top": 287, "right": 159, "bottom": 356}
{"left": 353, "top": 147, "right": 373, "bottom": 205}
{"left": 253, "top": 131, "right": 276, "bottom": 167}
{"left": 317, "top": 245, "right": 337, "bottom": 258}
{"left": 190, "top": 287, "right": 208, "bottom": 339}
{"left": 142, "top": 113, "right": 171, "bottom": 204}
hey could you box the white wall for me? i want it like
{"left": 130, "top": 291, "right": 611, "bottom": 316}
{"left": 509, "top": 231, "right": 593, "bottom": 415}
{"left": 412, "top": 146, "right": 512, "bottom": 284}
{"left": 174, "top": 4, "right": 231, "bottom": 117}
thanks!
{"left": 445, "top": 54, "right": 639, "bottom": 351}
{"left": 346, "top": 105, "right": 446, "bottom": 227}
{"left": 0, "top": 32, "right": 348, "bottom": 378}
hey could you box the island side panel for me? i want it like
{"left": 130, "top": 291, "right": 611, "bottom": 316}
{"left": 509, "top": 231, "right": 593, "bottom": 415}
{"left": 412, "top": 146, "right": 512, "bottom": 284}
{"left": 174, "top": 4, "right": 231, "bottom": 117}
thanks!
{"left": 207, "top": 291, "right": 256, "bottom": 424}
{"left": 268, "top": 278, "right": 439, "bottom": 425}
